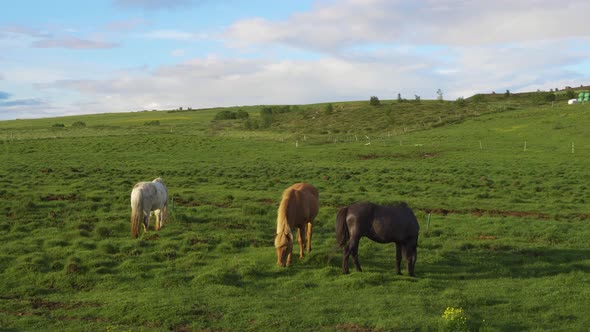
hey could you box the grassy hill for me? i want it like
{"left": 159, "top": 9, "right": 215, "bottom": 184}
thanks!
{"left": 1, "top": 93, "right": 589, "bottom": 331}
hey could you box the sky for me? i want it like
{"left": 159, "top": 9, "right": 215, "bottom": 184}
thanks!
{"left": 1, "top": 0, "right": 590, "bottom": 120}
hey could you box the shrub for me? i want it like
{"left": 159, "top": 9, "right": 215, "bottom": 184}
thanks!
{"left": 144, "top": 120, "right": 160, "bottom": 126}
{"left": 52, "top": 123, "right": 65, "bottom": 128}
{"left": 214, "top": 110, "right": 237, "bottom": 120}
{"left": 456, "top": 97, "right": 466, "bottom": 107}
{"left": 71, "top": 121, "right": 86, "bottom": 128}
{"left": 369, "top": 96, "right": 380, "bottom": 106}
{"left": 244, "top": 119, "right": 259, "bottom": 130}
{"left": 235, "top": 110, "right": 249, "bottom": 119}
{"left": 324, "top": 103, "right": 333, "bottom": 115}
{"left": 260, "top": 108, "right": 273, "bottom": 128}
{"left": 441, "top": 307, "right": 469, "bottom": 331}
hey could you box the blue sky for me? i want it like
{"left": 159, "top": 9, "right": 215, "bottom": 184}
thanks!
{"left": 1, "top": 0, "right": 590, "bottom": 120}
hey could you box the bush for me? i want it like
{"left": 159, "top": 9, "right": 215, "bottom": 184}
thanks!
{"left": 260, "top": 108, "right": 273, "bottom": 128}
{"left": 71, "top": 121, "right": 86, "bottom": 128}
{"left": 369, "top": 96, "right": 380, "bottom": 106}
{"left": 244, "top": 119, "right": 259, "bottom": 130}
{"left": 235, "top": 110, "right": 249, "bottom": 119}
{"left": 214, "top": 110, "right": 237, "bottom": 120}
{"left": 144, "top": 120, "right": 160, "bottom": 126}
{"left": 52, "top": 123, "right": 65, "bottom": 128}
{"left": 324, "top": 103, "right": 333, "bottom": 115}
{"left": 456, "top": 97, "right": 466, "bottom": 107}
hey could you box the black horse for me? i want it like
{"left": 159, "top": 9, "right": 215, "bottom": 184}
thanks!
{"left": 336, "top": 201, "right": 419, "bottom": 276}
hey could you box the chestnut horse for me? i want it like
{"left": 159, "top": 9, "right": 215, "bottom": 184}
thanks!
{"left": 336, "top": 201, "right": 419, "bottom": 276}
{"left": 130, "top": 178, "right": 168, "bottom": 238}
{"left": 274, "top": 183, "right": 319, "bottom": 267}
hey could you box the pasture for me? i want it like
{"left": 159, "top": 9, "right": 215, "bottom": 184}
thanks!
{"left": 1, "top": 99, "right": 589, "bottom": 331}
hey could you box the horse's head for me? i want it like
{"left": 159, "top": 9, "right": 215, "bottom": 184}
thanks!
{"left": 274, "top": 231, "right": 293, "bottom": 267}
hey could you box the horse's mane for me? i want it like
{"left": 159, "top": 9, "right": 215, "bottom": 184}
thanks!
{"left": 153, "top": 177, "right": 163, "bottom": 183}
{"left": 276, "top": 189, "right": 293, "bottom": 236}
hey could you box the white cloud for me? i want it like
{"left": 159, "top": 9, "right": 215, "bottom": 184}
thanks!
{"left": 113, "top": 0, "right": 193, "bottom": 10}
{"left": 171, "top": 49, "right": 186, "bottom": 57}
{"left": 32, "top": 37, "right": 119, "bottom": 49}
{"left": 224, "top": 0, "right": 590, "bottom": 51}
{"left": 144, "top": 29, "right": 208, "bottom": 41}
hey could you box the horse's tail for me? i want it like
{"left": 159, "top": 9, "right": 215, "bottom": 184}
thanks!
{"left": 130, "top": 190, "right": 143, "bottom": 239}
{"left": 335, "top": 206, "right": 349, "bottom": 247}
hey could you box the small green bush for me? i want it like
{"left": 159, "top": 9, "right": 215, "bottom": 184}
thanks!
{"left": 369, "top": 96, "right": 380, "bottom": 106}
{"left": 214, "top": 110, "right": 237, "bottom": 120}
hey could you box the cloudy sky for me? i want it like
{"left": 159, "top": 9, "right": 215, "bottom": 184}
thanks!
{"left": 1, "top": 0, "right": 590, "bottom": 120}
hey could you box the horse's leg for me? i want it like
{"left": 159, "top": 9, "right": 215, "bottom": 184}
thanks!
{"left": 286, "top": 241, "right": 293, "bottom": 267}
{"left": 306, "top": 222, "right": 313, "bottom": 253}
{"left": 351, "top": 240, "right": 362, "bottom": 272}
{"left": 406, "top": 242, "right": 418, "bottom": 277}
{"left": 142, "top": 210, "right": 150, "bottom": 236}
{"left": 395, "top": 243, "right": 403, "bottom": 275}
{"left": 297, "top": 227, "right": 305, "bottom": 260}
{"left": 154, "top": 209, "right": 161, "bottom": 231}
{"left": 342, "top": 246, "right": 351, "bottom": 274}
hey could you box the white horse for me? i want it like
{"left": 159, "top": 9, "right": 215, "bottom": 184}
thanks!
{"left": 130, "top": 178, "right": 168, "bottom": 238}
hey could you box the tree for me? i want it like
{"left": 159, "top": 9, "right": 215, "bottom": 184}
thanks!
{"left": 456, "top": 97, "right": 466, "bottom": 107}
{"left": 414, "top": 95, "right": 421, "bottom": 102}
{"left": 397, "top": 93, "right": 402, "bottom": 102}
{"left": 436, "top": 89, "right": 443, "bottom": 101}
{"left": 260, "top": 107, "right": 273, "bottom": 128}
{"left": 565, "top": 89, "right": 576, "bottom": 99}
{"left": 505, "top": 90, "right": 511, "bottom": 97}
{"left": 324, "top": 103, "right": 333, "bottom": 115}
{"left": 369, "top": 96, "right": 380, "bottom": 106}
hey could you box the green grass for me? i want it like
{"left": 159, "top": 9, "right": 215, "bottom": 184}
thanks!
{"left": 0, "top": 97, "right": 589, "bottom": 331}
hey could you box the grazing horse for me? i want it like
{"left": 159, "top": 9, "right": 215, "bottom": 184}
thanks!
{"left": 336, "top": 201, "right": 419, "bottom": 276}
{"left": 274, "top": 183, "right": 319, "bottom": 267}
{"left": 130, "top": 178, "right": 168, "bottom": 238}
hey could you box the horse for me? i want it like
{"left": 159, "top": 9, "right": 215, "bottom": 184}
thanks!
{"left": 274, "top": 183, "right": 319, "bottom": 267}
{"left": 336, "top": 201, "right": 419, "bottom": 276}
{"left": 130, "top": 178, "right": 169, "bottom": 239}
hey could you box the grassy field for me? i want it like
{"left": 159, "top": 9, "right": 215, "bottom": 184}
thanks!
{"left": 1, "top": 96, "right": 589, "bottom": 331}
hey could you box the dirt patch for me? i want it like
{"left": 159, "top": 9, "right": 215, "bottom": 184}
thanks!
{"left": 173, "top": 197, "right": 231, "bottom": 208}
{"left": 334, "top": 323, "right": 373, "bottom": 332}
{"left": 358, "top": 153, "right": 379, "bottom": 160}
{"left": 40, "top": 193, "right": 80, "bottom": 201}
{"left": 144, "top": 233, "right": 160, "bottom": 241}
{"left": 477, "top": 235, "right": 498, "bottom": 240}
{"left": 421, "top": 207, "right": 554, "bottom": 219}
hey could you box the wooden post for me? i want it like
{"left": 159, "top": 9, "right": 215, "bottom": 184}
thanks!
{"left": 479, "top": 141, "right": 482, "bottom": 150}
{"left": 524, "top": 141, "right": 527, "bottom": 152}
{"left": 572, "top": 142, "right": 575, "bottom": 154}
{"left": 426, "top": 213, "right": 431, "bottom": 235}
